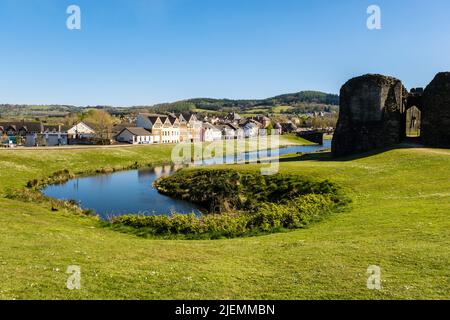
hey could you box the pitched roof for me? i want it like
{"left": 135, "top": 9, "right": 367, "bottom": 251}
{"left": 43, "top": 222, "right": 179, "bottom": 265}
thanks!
{"left": 112, "top": 124, "right": 133, "bottom": 134}
{"left": 0, "top": 122, "right": 43, "bottom": 133}
{"left": 188, "top": 114, "right": 198, "bottom": 122}
{"left": 120, "top": 127, "right": 153, "bottom": 136}
{"left": 223, "top": 122, "right": 239, "bottom": 130}
{"left": 140, "top": 113, "right": 166, "bottom": 125}
{"left": 202, "top": 123, "right": 221, "bottom": 131}
{"left": 81, "top": 121, "right": 97, "bottom": 131}
{"left": 167, "top": 114, "right": 180, "bottom": 125}
{"left": 43, "top": 125, "right": 70, "bottom": 133}
{"left": 179, "top": 114, "right": 187, "bottom": 123}
{"left": 226, "top": 112, "right": 242, "bottom": 121}
{"left": 281, "top": 122, "right": 298, "bottom": 131}
{"left": 244, "top": 122, "right": 259, "bottom": 129}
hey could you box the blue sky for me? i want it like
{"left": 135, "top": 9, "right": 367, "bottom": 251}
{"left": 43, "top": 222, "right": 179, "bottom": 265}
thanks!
{"left": 0, "top": 0, "right": 449, "bottom": 106}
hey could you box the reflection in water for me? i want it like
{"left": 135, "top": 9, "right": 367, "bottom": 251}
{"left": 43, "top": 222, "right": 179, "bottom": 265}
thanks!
{"left": 43, "top": 141, "right": 331, "bottom": 220}
{"left": 91, "top": 174, "right": 112, "bottom": 187}
{"left": 43, "top": 164, "right": 202, "bottom": 220}
{"left": 163, "top": 165, "right": 172, "bottom": 174}
{"left": 153, "top": 166, "right": 163, "bottom": 177}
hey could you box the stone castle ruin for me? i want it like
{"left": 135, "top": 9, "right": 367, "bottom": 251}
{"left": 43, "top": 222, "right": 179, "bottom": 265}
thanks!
{"left": 332, "top": 72, "right": 450, "bottom": 157}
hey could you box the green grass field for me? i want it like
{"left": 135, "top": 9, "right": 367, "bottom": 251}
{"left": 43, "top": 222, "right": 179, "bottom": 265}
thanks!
{"left": 0, "top": 141, "right": 449, "bottom": 299}
{"left": 272, "top": 105, "right": 294, "bottom": 113}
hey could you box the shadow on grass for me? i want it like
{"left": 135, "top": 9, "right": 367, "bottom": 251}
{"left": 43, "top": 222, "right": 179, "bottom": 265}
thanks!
{"left": 279, "top": 142, "right": 445, "bottom": 163}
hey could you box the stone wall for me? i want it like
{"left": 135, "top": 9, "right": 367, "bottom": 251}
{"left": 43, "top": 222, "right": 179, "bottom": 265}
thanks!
{"left": 332, "top": 74, "right": 407, "bottom": 157}
{"left": 422, "top": 72, "right": 450, "bottom": 147}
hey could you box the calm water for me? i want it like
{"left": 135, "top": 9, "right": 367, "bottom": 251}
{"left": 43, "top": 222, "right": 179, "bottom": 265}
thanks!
{"left": 43, "top": 140, "right": 331, "bottom": 219}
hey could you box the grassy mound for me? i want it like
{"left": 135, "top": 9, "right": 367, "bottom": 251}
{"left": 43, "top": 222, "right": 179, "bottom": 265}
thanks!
{"left": 110, "top": 170, "right": 348, "bottom": 239}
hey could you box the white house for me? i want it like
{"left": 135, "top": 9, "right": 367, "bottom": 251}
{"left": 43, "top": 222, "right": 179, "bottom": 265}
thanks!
{"left": 202, "top": 123, "right": 222, "bottom": 142}
{"left": 67, "top": 122, "right": 95, "bottom": 139}
{"left": 242, "top": 122, "right": 260, "bottom": 138}
{"left": 39, "top": 125, "right": 68, "bottom": 146}
{"left": 116, "top": 127, "right": 156, "bottom": 145}
{"left": 218, "top": 123, "right": 242, "bottom": 140}
{"left": 137, "top": 114, "right": 159, "bottom": 130}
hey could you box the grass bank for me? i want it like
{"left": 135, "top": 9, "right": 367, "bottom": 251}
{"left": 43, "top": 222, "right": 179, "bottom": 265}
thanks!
{"left": 0, "top": 142, "right": 449, "bottom": 299}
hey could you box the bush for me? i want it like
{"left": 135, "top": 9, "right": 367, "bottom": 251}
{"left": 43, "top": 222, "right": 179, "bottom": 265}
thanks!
{"left": 111, "top": 169, "right": 349, "bottom": 239}
{"left": 154, "top": 169, "right": 342, "bottom": 213}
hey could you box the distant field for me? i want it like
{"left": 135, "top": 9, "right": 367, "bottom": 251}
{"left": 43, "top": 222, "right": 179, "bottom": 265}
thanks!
{"left": 241, "top": 105, "right": 294, "bottom": 115}
{"left": 272, "top": 105, "right": 294, "bottom": 113}
{"left": 193, "top": 105, "right": 296, "bottom": 115}
{"left": 192, "top": 108, "right": 221, "bottom": 114}
{"left": 245, "top": 108, "right": 270, "bottom": 114}
{"left": 0, "top": 142, "right": 449, "bottom": 299}
{"left": 29, "top": 105, "right": 51, "bottom": 110}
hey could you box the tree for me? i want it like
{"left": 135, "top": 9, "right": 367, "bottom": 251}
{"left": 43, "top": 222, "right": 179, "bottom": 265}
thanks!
{"left": 64, "top": 112, "right": 82, "bottom": 126}
{"left": 0, "top": 131, "right": 7, "bottom": 145}
{"left": 85, "top": 109, "right": 113, "bottom": 142}
{"left": 266, "top": 123, "right": 274, "bottom": 135}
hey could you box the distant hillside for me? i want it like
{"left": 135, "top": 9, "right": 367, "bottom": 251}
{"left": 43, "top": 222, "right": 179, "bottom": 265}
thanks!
{"left": 0, "top": 91, "right": 339, "bottom": 120}
{"left": 150, "top": 91, "right": 339, "bottom": 115}
{"left": 0, "top": 104, "right": 80, "bottom": 120}
{"left": 0, "top": 104, "right": 130, "bottom": 121}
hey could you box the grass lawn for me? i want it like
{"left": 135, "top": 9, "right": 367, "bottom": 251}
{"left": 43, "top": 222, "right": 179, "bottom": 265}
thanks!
{"left": 278, "top": 134, "right": 315, "bottom": 146}
{"left": 0, "top": 142, "right": 449, "bottom": 299}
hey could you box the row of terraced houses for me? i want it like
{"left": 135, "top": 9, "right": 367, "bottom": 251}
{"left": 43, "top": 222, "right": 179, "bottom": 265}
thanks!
{"left": 116, "top": 113, "right": 203, "bottom": 144}
{"left": 1, "top": 113, "right": 280, "bottom": 147}
{"left": 115, "top": 113, "right": 277, "bottom": 145}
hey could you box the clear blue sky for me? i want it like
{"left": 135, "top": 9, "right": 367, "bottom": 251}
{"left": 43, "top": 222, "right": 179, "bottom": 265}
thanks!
{"left": 0, "top": 0, "right": 449, "bottom": 106}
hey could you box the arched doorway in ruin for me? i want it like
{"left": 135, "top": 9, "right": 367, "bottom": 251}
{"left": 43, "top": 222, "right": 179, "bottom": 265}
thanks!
{"left": 406, "top": 106, "right": 421, "bottom": 137}
{"left": 404, "top": 89, "right": 424, "bottom": 140}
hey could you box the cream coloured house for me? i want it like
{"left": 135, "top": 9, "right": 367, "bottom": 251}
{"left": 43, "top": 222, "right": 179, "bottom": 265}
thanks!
{"left": 177, "top": 114, "right": 189, "bottom": 142}
{"left": 137, "top": 114, "right": 180, "bottom": 144}
{"left": 187, "top": 114, "right": 202, "bottom": 142}
{"left": 67, "top": 122, "right": 95, "bottom": 139}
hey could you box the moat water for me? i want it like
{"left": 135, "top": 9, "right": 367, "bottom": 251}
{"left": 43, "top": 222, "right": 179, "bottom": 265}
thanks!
{"left": 42, "top": 140, "right": 331, "bottom": 219}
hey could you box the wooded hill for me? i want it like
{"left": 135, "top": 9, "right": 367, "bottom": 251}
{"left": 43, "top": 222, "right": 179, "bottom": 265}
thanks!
{"left": 150, "top": 91, "right": 339, "bottom": 114}
{"left": 0, "top": 91, "right": 339, "bottom": 120}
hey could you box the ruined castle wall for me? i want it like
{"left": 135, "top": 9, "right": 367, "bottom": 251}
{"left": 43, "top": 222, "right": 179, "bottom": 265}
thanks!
{"left": 332, "top": 74, "right": 407, "bottom": 157}
{"left": 422, "top": 72, "right": 450, "bottom": 147}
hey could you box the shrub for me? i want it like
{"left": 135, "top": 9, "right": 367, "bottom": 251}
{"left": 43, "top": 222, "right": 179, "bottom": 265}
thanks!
{"left": 112, "top": 169, "right": 349, "bottom": 239}
{"left": 154, "top": 169, "right": 343, "bottom": 213}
